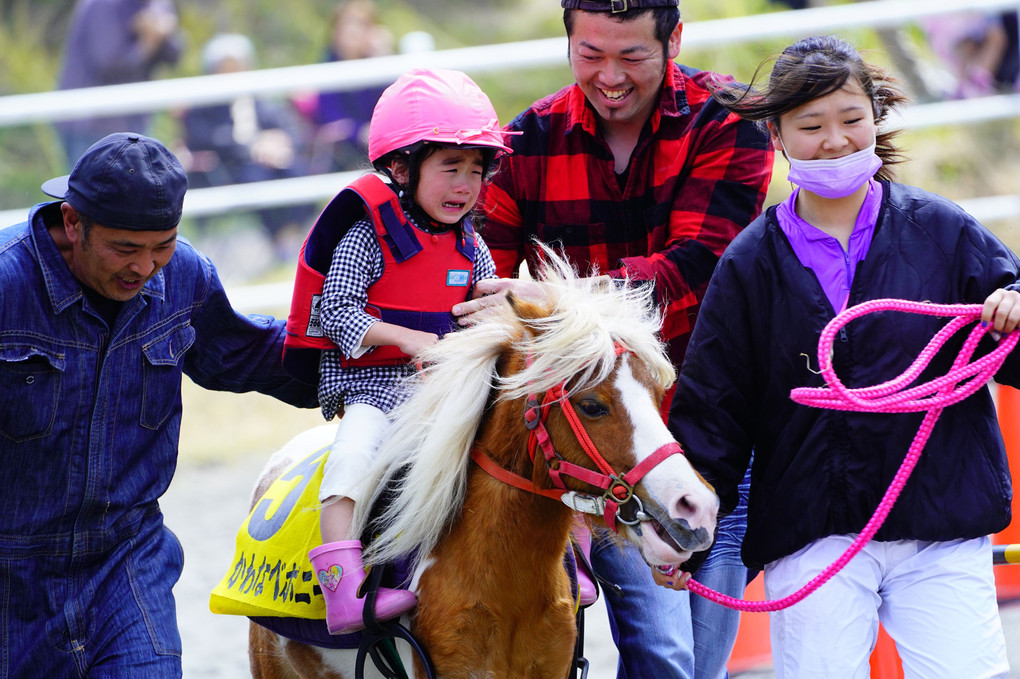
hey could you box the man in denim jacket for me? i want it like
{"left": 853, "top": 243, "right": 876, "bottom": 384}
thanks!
{"left": 0, "top": 133, "right": 317, "bottom": 677}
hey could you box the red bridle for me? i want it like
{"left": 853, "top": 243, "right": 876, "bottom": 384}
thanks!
{"left": 469, "top": 345, "right": 684, "bottom": 532}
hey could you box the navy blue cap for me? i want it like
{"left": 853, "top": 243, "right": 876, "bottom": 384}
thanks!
{"left": 41, "top": 132, "right": 188, "bottom": 231}
{"left": 562, "top": 0, "right": 678, "bottom": 9}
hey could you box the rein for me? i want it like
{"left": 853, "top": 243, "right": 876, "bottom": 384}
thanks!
{"left": 470, "top": 343, "right": 684, "bottom": 532}
{"left": 687, "top": 299, "right": 1019, "bottom": 612}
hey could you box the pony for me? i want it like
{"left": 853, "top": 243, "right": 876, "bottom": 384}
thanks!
{"left": 248, "top": 249, "right": 719, "bottom": 679}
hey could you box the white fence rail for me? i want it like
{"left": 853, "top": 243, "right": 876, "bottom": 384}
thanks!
{"left": 1, "top": 0, "right": 1018, "bottom": 126}
{"left": 2, "top": 0, "right": 1018, "bottom": 311}
{"left": 1, "top": 0, "right": 1018, "bottom": 226}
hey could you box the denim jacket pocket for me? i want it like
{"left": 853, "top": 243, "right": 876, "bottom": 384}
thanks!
{"left": 140, "top": 325, "right": 195, "bottom": 430}
{"left": 0, "top": 345, "right": 65, "bottom": 442}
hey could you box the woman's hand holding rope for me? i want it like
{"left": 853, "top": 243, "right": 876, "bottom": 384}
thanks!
{"left": 653, "top": 287, "right": 1020, "bottom": 611}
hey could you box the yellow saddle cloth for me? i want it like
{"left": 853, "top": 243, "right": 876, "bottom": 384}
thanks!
{"left": 209, "top": 443, "right": 329, "bottom": 619}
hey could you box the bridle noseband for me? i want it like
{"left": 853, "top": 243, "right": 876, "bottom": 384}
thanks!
{"left": 469, "top": 343, "right": 684, "bottom": 533}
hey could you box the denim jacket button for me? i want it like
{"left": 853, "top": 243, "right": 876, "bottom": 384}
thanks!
{"left": 25, "top": 375, "right": 35, "bottom": 384}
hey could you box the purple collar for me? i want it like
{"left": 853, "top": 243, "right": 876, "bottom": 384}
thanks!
{"left": 776, "top": 180, "right": 883, "bottom": 313}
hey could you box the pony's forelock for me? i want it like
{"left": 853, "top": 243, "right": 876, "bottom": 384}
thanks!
{"left": 502, "top": 248, "right": 674, "bottom": 398}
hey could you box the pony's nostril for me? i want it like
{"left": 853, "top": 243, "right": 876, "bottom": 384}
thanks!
{"left": 674, "top": 492, "right": 698, "bottom": 519}
{"left": 672, "top": 491, "right": 718, "bottom": 533}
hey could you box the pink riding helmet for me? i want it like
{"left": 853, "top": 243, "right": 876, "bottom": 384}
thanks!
{"left": 368, "top": 67, "right": 513, "bottom": 163}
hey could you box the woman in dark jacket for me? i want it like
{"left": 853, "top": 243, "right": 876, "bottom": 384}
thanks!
{"left": 667, "top": 35, "right": 1020, "bottom": 678}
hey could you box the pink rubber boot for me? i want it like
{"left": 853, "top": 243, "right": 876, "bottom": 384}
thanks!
{"left": 309, "top": 540, "right": 417, "bottom": 635}
{"left": 570, "top": 518, "right": 599, "bottom": 606}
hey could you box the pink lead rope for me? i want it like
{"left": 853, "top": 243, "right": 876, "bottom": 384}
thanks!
{"left": 687, "top": 299, "right": 1019, "bottom": 612}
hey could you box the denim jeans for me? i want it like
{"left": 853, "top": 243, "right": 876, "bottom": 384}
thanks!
{"left": 691, "top": 466, "right": 752, "bottom": 679}
{"left": 592, "top": 464, "right": 751, "bottom": 679}
{"left": 594, "top": 536, "right": 695, "bottom": 678}
{"left": 2, "top": 513, "right": 184, "bottom": 678}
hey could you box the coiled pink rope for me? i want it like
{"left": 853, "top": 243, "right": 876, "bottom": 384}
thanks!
{"left": 687, "top": 299, "right": 1019, "bottom": 612}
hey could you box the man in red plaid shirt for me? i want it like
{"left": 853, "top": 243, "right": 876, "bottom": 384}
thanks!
{"left": 461, "top": 1, "right": 773, "bottom": 376}
{"left": 453, "top": 1, "right": 773, "bottom": 677}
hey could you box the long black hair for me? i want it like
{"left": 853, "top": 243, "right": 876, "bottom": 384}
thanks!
{"left": 711, "top": 35, "right": 909, "bottom": 180}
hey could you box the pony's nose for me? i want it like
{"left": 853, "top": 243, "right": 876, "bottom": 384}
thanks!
{"left": 641, "top": 489, "right": 718, "bottom": 552}
{"left": 671, "top": 490, "right": 719, "bottom": 544}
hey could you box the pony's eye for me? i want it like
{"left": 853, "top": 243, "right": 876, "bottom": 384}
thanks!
{"left": 578, "top": 399, "right": 609, "bottom": 418}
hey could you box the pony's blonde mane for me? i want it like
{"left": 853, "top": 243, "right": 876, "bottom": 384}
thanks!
{"left": 354, "top": 247, "right": 674, "bottom": 567}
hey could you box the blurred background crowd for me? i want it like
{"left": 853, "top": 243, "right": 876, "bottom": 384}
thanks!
{"left": 0, "top": 0, "right": 1017, "bottom": 281}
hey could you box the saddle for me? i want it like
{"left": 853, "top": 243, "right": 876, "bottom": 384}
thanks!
{"left": 210, "top": 445, "right": 602, "bottom": 676}
{"left": 250, "top": 523, "right": 599, "bottom": 650}
{"left": 251, "top": 483, "right": 599, "bottom": 648}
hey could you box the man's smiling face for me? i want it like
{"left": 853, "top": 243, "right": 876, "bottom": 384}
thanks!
{"left": 567, "top": 10, "right": 680, "bottom": 132}
{"left": 61, "top": 203, "right": 177, "bottom": 301}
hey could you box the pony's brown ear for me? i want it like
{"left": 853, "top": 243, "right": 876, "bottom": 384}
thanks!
{"left": 507, "top": 291, "right": 549, "bottom": 326}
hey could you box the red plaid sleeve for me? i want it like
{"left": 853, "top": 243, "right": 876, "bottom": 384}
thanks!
{"left": 480, "top": 179, "right": 525, "bottom": 278}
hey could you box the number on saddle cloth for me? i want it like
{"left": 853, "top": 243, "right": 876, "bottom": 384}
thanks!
{"left": 249, "top": 464, "right": 417, "bottom": 649}
{"left": 209, "top": 441, "right": 415, "bottom": 649}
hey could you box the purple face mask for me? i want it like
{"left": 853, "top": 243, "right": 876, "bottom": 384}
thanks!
{"left": 785, "top": 142, "right": 883, "bottom": 199}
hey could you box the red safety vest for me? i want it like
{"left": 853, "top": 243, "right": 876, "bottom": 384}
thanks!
{"left": 283, "top": 173, "right": 476, "bottom": 383}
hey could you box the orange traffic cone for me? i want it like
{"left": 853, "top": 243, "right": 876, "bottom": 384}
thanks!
{"left": 725, "top": 574, "right": 772, "bottom": 674}
{"left": 994, "top": 384, "right": 1020, "bottom": 601}
{"left": 868, "top": 625, "right": 904, "bottom": 678}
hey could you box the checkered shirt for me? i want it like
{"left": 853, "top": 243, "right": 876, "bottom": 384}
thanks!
{"left": 317, "top": 215, "right": 496, "bottom": 419}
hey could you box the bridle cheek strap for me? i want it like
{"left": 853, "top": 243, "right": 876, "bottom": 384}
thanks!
{"left": 527, "top": 381, "right": 686, "bottom": 531}
{"left": 527, "top": 389, "right": 616, "bottom": 488}
{"left": 525, "top": 342, "right": 626, "bottom": 484}
{"left": 602, "top": 442, "right": 683, "bottom": 531}
{"left": 558, "top": 387, "right": 618, "bottom": 477}
{"left": 469, "top": 442, "right": 686, "bottom": 532}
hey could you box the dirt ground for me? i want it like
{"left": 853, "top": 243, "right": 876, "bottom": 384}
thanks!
{"left": 164, "top": 451, "right": 1020, "bottom": 678}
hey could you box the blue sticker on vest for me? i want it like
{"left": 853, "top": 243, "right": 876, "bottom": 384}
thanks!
{"left": 447, "top": 270, "right": 470, "bottom": 287}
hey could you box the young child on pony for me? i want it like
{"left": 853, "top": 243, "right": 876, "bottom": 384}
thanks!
{"left": 309, "top": 67, "right": 511, "bottom": 635}
{"left": 667, "top": 35, "right": 1020, "bottom": 677}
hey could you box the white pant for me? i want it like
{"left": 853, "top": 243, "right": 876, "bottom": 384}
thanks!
{"left": 318, "top": 402, "right": 391, "bottom": 504}
{"left": 764, "top": 535, "right": 1009, "bottom": 679}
